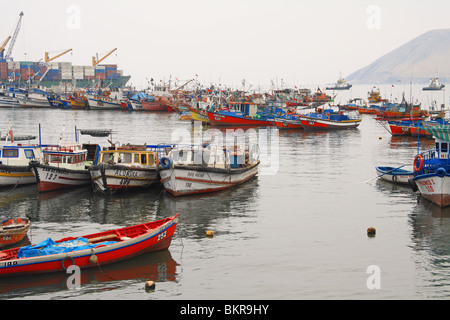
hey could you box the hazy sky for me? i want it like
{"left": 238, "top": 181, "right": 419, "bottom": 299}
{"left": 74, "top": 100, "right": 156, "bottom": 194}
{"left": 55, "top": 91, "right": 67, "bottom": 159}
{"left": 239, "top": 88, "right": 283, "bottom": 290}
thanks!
{"left": 2, "top": 0, "right": 450, "bottom": 90}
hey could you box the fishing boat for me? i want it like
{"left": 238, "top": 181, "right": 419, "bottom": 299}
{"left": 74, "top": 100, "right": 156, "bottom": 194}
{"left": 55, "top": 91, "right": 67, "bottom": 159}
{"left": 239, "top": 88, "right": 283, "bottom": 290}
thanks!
{"left": 297, "top": 107, "right": 361, "bottom": 131}
{"left": 141, "top": 98, "right": 169, "bottom": 111}
{"left": 326, "top": 74, "right": 352, "bottom": 90}
{"left": 375, "top": 166, "right": 414, "bottom": 184}
{"left": 30, "top": 143, "right": 99, "bottom": 192}
{"left": 190, "top": 108, "right": 210, "bottom": 124}
{"left": 271, "top": 117, "right": 303, "bottom": 130}
{"left": 159, "top": 144, "right": 259, "bottom": 196}
{"left": 17, "top": 88, "right": 52, "bottom": 108}
{"left": 0, "top": 218, "right": 30, "bottom": 247}
{"left": 423, "top": 77, "right": 445, "bottom": 91}
{"left": 69, "top": 93, "right": 89, "bottom": 110}
{"left": 0, "top": 89, "right": 20, "bottom": 108}
{"left": 89, "top": 144, "right": 160, "bottom": 193}
{"left": 0, "top": 128, "right": 44, "bottom": 187}
{"left": 85, "top": 92, "right": 122, "bottom": 110}
{"left": 47, "top": 95, "right": 71, "bottom": 109}
{"left": 409, "top": 124, "right": 450, "bottom": 207}
{"left": 0, "top": 214, "right": 179, "bottom": 277}
{"left": 208, "top": 110, "right": 275, "bottom": 127}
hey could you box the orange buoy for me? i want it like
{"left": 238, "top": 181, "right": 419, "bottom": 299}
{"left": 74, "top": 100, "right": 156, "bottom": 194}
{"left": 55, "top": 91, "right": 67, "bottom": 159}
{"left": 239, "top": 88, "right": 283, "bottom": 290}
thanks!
{"left": 367, "top": 227, "right": 376, "bottom": 237}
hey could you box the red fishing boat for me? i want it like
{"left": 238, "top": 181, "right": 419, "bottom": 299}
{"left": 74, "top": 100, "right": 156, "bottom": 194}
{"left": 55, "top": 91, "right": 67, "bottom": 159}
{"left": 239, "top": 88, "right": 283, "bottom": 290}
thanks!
{"left": 0, "top": 218, "right": 30, "bottom": 247}
{"left": 208, "top": 111, "right": 275, "bottom": 127}
{"left": 271, "top": 118, "right": 303, "bottom": 130}
{"left": 0, "top": 214, "right": 179, "bottom": 277}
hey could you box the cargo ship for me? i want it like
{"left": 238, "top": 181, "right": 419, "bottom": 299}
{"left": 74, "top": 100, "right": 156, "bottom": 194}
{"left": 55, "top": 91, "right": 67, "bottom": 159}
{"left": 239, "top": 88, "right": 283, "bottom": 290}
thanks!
{"left": 0, "top": 59, "right": 131, "bottom": 88}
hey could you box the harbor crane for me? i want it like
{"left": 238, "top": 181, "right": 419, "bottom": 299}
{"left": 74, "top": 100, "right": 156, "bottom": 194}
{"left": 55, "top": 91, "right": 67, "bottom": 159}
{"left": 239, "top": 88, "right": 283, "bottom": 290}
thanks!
{"left": 92, "top": 48, "right": 117, "bottom": 66}
{"left": 5, "top": 12, "right": 24, "bottom": 60}
{"left": 0, "top": 36, "right": 11, "bottom": 58}
{"left": 44, "top": 48, "right": 73, "bottom": 62}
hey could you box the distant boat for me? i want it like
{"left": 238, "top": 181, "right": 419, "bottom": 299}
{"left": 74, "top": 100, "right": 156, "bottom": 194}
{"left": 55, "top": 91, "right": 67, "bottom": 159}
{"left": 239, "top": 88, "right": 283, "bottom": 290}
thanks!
{"left": 297, "top": 107, "right": 361, "bottom": 131}
{"left": 271, "top": 118, "right": 303, "bottom": 130}
{"left": 326, "top": 75, "right": 352, "bottom": 90}
{"left": 422, "top": 77, "right": 445, "bottom": 91}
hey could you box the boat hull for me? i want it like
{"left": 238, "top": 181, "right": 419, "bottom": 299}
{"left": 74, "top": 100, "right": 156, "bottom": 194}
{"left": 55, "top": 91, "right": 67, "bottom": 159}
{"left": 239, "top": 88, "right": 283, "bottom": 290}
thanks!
{"left": 0, "top": 165, "right": 36, "bottom": 186}
{"left": 0, "top": 215, "right": 179, "bottom": 277}
{"left": 298, "top": 117, "right": 361, "bottom": 131}
{"left": 414, "top": 173, "right": 450, "bottom": 208}
{"left": 89, "top": 163, "right": 159, "bottom": 192}
{"left": 272, "top": 118, "right": 303, "bottom": 130}
{"left": 30, "top": 162, "right": 91, "bottom": 192}
{"left": 159, "top": 162, "right": 259, "bottom": 196}
{"left": 190, "top": 109, "right": 210, "bottom": 124}
{"left": 141, "top": 101, "right": 168, "bottom": 111}
{"left": 375, "top": 166, "right": 414, "bottom": 184}
{"left": 208, "top": 112, "right": 274, "bottom": 127}
{"left": 86, "top": 96, "right": 122, "bottom": 110}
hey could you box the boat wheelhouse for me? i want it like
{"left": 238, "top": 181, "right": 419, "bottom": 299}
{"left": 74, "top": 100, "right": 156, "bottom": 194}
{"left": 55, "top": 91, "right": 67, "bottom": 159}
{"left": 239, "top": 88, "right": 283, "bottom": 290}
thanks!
{"left": 30, "top": 143, "right": 98, "bottom": 192}
{"left": 89, "top": 144, "right": 160, "bottom": 193}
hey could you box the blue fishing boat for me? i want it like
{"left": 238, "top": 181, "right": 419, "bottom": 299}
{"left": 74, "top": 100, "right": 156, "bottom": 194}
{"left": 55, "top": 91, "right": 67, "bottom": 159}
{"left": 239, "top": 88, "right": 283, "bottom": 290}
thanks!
{"left": 375, "top": 166, "right": 414, "bottom": 184}
{"left": 297, "top": 106, "right": 361, "bottom": 131}
{"left": 409, "top": 124, "right": 450, "bottom": 207}
{"left": 47, "top": 95, "right": 71, "bottom": 108}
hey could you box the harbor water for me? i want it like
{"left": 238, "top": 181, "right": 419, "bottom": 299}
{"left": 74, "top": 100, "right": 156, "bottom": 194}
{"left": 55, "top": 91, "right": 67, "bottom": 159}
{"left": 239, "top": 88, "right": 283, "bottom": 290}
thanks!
{"left": 1, "top": 85, "right": 450, "bottom": 300}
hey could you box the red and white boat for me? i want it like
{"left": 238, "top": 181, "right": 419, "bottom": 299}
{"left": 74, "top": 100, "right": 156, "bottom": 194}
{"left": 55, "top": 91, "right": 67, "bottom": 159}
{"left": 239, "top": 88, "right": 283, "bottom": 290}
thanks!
{"left": 271, "top": 118, "right": 303, "bottom": 130}
{"left": 208, "top": 111, "right": 274, "bottom": 127}
{"left": 0, "top": 214, "right": 179, "bottom": 277}
{"left": 0, "top": 218, "right": 30, "bottom": 248}
{"left": 30, "top": 143, "right": 97, "bottom": 192}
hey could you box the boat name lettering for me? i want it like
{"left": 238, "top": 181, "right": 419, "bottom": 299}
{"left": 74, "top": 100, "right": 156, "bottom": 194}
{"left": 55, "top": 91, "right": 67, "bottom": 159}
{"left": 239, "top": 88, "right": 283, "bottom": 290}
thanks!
{"left": 187, "top": 172, "right": 205, "bottom": 178}
{"left": 2, "top": 235, "right": 12, "bottom": 241}
{"left": 114, "top": 170, "right": 138, "bottom": 177}
{"left": 157, "top": 231, "right": 167, "bottom": 241}
{"left": 418, "top": 179, "right": 435, "bottom": 186}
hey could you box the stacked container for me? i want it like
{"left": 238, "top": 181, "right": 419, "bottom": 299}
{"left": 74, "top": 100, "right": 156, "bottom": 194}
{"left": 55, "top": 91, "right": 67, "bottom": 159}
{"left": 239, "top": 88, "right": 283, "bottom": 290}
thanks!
{"left": 84, "top": 66, "right": 95, "bottom": 80}
{"left": 0, "top": 59, "right": 7, "bottom": 80}
{"left": 104, "top": 64, "right": 118, "bottom": 80}
{"left": 72, "top": 65, "right": 84, "bottom": 80}
{"left": 95, "top": 65, "right": 105, "bottom": 80}
{"left": 59, "top": 62, "right": 72, "bottom": 80}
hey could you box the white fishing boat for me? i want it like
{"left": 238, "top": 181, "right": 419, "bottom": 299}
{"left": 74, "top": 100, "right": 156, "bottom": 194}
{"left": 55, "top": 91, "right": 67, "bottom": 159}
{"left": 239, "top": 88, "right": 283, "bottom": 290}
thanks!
{"left": 17, "top": 88, "right": 52, "bottom": 108}
{"left": 422, "top": 77, "right": 445, "bottom": 91}
{"left": 89, "top": 144, "right": 160, "bottom": 193}
{"left": 375, "top": 166, "right": 414, "bottom": 185}
{"left": 0, "top": 126, "right": 43, "bottom": 187}
{"left": 30, "top": 143, "right": 99, "bottom": 192}
{"left": 158, "top": 144, "right": 259, "bottom": 196}
{"left": 85, "top": 93, "right": 122, "bottom": 110}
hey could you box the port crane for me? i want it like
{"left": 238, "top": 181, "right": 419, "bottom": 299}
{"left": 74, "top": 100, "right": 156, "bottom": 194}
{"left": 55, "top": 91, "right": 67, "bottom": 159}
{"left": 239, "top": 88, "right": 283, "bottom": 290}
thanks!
{"left": 45, "top": 49, "right": 72, "bottom": 62}
{"left": 5, "top": 12, "right": 24, "bottom": 60}
{"left": 92, "top": 48, "right": 117, "bottom": 66}
{"left": 0, "top": 36, "right": 11, "bottom": 58}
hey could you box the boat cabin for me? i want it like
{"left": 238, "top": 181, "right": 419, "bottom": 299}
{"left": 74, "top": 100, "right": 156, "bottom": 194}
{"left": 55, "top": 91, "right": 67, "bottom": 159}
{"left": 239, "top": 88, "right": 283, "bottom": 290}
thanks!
{"left": 99, "top": 145, "right": 157, "bottom": 167}
{"left": 43, "top": 144, "right": 89, "bottom": 170}
{"left": 0, "top": 144, "right": 43, "bottom": 166}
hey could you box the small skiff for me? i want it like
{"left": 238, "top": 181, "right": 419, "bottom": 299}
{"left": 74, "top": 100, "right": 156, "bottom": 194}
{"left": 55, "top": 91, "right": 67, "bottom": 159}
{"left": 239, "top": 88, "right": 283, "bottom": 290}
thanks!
{"left": 0, "top": 218, "right": 30, "bottom": 247}
{"left": 0, "top": 214, "right": 179, "bottom": 277}
{"left": 375, "top": 166, "right": 414, "bottom": 184}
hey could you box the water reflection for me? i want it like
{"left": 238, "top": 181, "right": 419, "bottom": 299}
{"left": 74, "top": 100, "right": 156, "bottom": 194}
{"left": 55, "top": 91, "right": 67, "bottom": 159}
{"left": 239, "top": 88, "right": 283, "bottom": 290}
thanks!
{"left": 0, "top": 249, "right": 178, "bottom": 299}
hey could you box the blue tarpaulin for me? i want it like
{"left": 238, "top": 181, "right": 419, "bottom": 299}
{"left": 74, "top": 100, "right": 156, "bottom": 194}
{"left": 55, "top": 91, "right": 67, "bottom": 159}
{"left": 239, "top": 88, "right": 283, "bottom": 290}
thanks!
{"left": 18, "top": 237, "right": 117, "bottom": 259}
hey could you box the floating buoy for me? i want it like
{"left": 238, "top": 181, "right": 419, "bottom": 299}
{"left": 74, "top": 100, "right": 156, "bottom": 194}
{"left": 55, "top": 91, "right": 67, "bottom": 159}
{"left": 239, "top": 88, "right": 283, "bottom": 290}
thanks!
{"left": 367, "top": 227, "right": 376, "bottom": 237}
{"left": 89, "top": 254, "right": 98, "bottom": 264}
{"left": 145, "top": 280, "right": 155, "bottom": 292}
{"left": 379, "top": 136, "right": 382, "bottom": 140}
{"left": 206, "top": 230, "right": 214, "bottom": 237}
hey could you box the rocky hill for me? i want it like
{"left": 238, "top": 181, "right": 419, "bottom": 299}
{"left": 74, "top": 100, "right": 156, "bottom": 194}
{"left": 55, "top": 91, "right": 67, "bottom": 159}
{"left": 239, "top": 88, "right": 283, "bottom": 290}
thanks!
{"left": 346, "top": 29, "right": 450, "bottom": 84}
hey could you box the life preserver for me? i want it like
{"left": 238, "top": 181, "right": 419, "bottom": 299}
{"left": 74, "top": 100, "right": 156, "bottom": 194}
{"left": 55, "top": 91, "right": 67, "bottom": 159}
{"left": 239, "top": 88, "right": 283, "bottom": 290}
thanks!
{"left": 413, "top": 155, "right": 424, "bottom": 172}
{"left": 437, "top": 167, "right": 446, "bottom": 177}
{"left": 244, "top": 96, "right": 249, "bottom": 101}
{"left": 160, "top": 157, "right": 172, "bottom": 169}
{"left": 203, "top": 97, "right": 207, "bottom": 102}
{"left": 61, "top": 256, "right": 75, "bottom": 271}
{"left": 195, "top": 97, "right": 199, "bottom": 101}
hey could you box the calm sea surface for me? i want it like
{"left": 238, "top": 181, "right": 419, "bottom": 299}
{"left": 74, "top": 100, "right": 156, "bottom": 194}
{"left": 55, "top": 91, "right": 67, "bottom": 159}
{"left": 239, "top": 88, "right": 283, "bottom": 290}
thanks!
{"left": 1, "top": 84, "right": 450, "bottom": 300}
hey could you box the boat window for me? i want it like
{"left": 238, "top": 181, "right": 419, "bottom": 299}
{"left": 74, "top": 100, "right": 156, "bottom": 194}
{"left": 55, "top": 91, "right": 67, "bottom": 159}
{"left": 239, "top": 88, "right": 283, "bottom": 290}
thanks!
{"left": 118, "top": 153, "right": 131, "bottom": 163}
{"left": 134, "top": 154, "right": 140, "bottom": 163}
{"left": 102, "top": 152, "right": 115, "bottom": 163}
{"left": 148, "top": 154, "right": 154, "bottom": 165}
{"left": 3, "top": 149, "right": 18, "bottom": 157}
{"left": 141, "top": 154, "right": 147, "bottom": 165}
{"left": 442, "top": 143, "right": 448, "bottom": 153}
{"left": 51, "top": 155, "right": 62, "bottom": 163}
{"left": 62, "top": 156, "right": 67, "bottom": 163}
{"left": 67, "top": 156, "right": 73, "bottom": 163}
{"left": 24, "top": 149, "right": 35, "bottom": 159}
